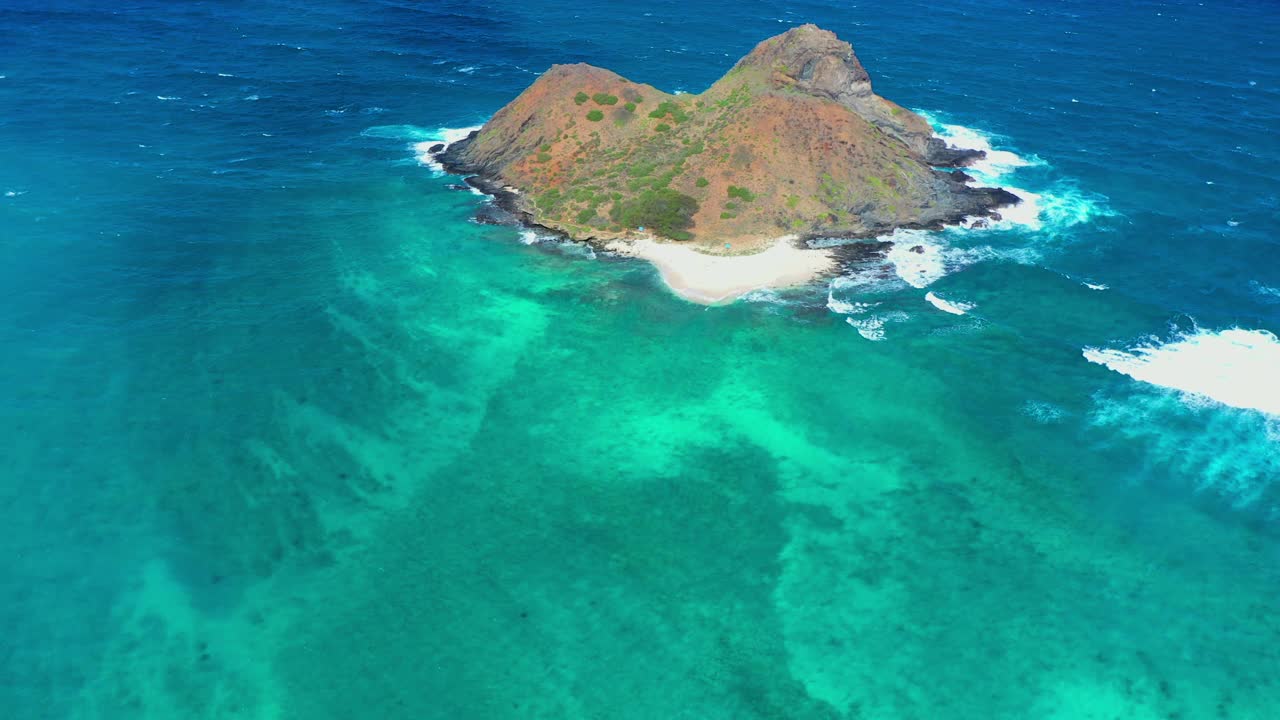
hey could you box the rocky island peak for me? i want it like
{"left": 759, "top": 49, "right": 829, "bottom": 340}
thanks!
{"left": 437, "top": 24, "right": 1017, "bottom": 253}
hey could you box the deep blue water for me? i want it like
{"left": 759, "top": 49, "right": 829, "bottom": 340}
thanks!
{"left": 3, "top": 1, "right": 1280, "bottom": 717}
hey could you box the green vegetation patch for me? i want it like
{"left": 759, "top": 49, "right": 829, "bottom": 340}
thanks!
{"left": 592, "top": 93, "right": 619, "bottom": 106}
{"left": 609, "top": 188, "right": 699, "bottom": 240}
{"left": 695, "top": 177, "right": 709, "bottom": 188}
{"left": 574, "top": 91, "right": 589, "bottom": 105}
{"left": 624, "top": 102, "right": 636, "bottom": 112}
{"left": 536, "top": 188, "right": 562, "bottom": 212}
{"left": 726, "top": 185, "right": 756, "bottom": 202}
{"left": 654, "top": 123, "right": 670, "bottom": 132}
{"left": 534, "top": 152, "right": 552, "bottom": 163}
{"left": 586, "top": 109, "right": 604, "bottom": 122}
{"left": 647, "top": 100, "right": 690, "bottom": 123}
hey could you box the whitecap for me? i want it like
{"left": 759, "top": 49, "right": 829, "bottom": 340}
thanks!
{"left": 924, "top": 291, "right": 973, "bottom": 315}
{"left": 1083, "top": 327, "right": 1280, "bottom": 416}
{"left": 156, "top": 95, "right": 179, "bottom": 101}
{"left": 847, "top": 315, "right": 886, "bottom": 341}
{"left": 217, "top": 72, "right": 234, "bottom": 77}
{"left": 1250, "top": 281, "right": 1280, "bottom": 302}
{"left": 846, "top": 311, "right": 909, "bottom": 341}
{"left": 1084, "top": 282, "right": 1108, "bottom": 291}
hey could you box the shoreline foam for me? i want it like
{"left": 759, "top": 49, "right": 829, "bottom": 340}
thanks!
{"left": 606, "top": 236, "right": 834, "bottom": 305}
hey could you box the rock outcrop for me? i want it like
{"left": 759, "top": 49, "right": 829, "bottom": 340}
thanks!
{"left": 438, "top": 24, "right": 1017, "bottom": 251}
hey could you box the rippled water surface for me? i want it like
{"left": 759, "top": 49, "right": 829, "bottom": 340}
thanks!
{"left": 3, "top": 1, "right": 1279, "bottom": 717}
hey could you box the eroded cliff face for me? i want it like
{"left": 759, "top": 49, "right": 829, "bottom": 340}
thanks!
{"left": 438, "top": 24, "right": 1015, "bottom": 250}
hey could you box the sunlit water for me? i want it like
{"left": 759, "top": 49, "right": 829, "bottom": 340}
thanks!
{"left": 3, "top": 1, "right": 1279, "bottom": 717}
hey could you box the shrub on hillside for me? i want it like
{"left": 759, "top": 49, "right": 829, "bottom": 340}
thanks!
{"left": 609, "top": 188, "right": 698, "bottom": 240}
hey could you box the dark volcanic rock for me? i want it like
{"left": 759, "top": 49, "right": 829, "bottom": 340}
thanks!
{"left": 924, "top": 139, "right": 986, "bottom": 168}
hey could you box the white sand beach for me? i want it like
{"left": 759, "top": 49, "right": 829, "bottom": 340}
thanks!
{"left": 607, "top": 236, "right": 834, "bottom": 305}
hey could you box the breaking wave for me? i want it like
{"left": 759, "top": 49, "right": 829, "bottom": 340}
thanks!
{"left": 1083, "top": 327, "right": 1280, "bottom": 417}
{"left": 361, "top": 124, "right": 482, "bottom": 174}
{"left": 916, "top": 110, "right": 1112, "bottom": 234}
{"left": 924, "top": 291, "right": 973, "bottom": 315}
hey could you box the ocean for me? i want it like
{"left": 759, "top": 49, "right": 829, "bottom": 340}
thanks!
{"left": 2, "top": 0, "right": 1279, "bottom": 717}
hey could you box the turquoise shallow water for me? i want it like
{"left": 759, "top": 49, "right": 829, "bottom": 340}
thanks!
{"left": 3, "top": 0, "right": 1280, "bottom": 717}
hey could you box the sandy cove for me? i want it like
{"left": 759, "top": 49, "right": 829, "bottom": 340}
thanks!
{"left": 606, "top": 236, "right": 834, "bottom": 305}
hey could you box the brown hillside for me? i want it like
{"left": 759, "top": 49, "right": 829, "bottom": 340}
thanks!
{"left": 437, "top": 24, "right": 1017, "bottom": 253}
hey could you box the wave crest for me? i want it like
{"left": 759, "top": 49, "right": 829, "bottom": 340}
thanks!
{"left": 1084, "top": 327, "right": 1280, "bottom": 417}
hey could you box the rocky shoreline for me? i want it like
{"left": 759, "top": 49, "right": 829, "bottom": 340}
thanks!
{"left": 432, "top": 130, "right": 1014, "bottom": 288}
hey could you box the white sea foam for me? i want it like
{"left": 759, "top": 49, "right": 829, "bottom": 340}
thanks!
{"left": 915, "top": 111, "right": 1038, "bottom": 182}
{"left": 825, "top": 276, "right": 910, "bottom": 338}
{"left": 1090, "top": 390, "right": 1280, "bottom": 511}
{"left": 880, "top": 229, "right": 1018, "bottom": 288}
{"left": 413, "top": 127, "right": 483, "bottom": 172}
{"left": 845, "top": 311, "right": 909, "bottom": 341}
{"left": 924, "top": 291, "right": 973, "bottom": 315}
{"left": 916, "top": 111, "right": 1113, "bottom": 235}
{"left": 363, "top": 124, "right": 482, "bottom": 174}
{"left": 825, "top": 270, "right": 902, "bottom": 317}
{"left": 847, "top": 316, "right": 886, "bottom": 341}
{"left": 1084, "top": 328, "right": 1280, "bottom": 417}
{"left": 883, "top": 230, "right": 946, "bottom": 288}
{"left": 156, "top": 95, "right": 179, "bottom": 101}
{"left": 1084, "top": 282, "right": 1108, "bottom": 291}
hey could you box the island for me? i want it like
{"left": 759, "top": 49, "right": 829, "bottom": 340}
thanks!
{"left": 434, "top": 24, "right": 1019, "bottom": 303}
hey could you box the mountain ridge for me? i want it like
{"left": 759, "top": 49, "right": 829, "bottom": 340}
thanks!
{"left": 437, "top": 24, "right": 1018, "bottom": 252}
